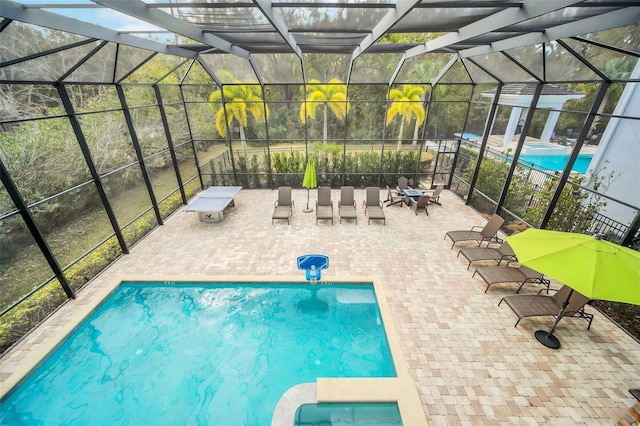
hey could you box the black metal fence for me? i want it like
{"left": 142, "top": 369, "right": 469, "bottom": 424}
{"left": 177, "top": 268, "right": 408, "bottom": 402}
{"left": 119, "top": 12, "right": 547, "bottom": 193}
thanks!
{"left": 452, "top": 141, "right": 639, "bottom": 248}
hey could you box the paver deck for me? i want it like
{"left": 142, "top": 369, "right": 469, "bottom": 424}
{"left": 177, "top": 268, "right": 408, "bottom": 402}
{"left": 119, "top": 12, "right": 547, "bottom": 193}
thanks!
{"left": 1, "top": 189, "right": 638, "bottom": 425}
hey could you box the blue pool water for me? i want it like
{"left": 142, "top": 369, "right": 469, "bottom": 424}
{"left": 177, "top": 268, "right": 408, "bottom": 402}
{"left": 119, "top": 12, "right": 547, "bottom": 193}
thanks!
{"left": 455, "top": 132, "right": 482, "bottom": 141}
{"left": 295, "top": 403, "right": 402, "bottom": 425}
{"left": 519, "top": 153, "right": 593, "bottom": 173}
{"left": 0, "top": 282, "right": 395, "bottom": 425}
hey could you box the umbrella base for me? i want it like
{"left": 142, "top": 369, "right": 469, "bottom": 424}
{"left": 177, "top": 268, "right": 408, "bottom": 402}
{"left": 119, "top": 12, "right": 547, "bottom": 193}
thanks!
{"left": 535, "top": 330, "right": 561, "bottom": 349}
{"left": 302, "top": 208, "right": 313, "bottom": 213}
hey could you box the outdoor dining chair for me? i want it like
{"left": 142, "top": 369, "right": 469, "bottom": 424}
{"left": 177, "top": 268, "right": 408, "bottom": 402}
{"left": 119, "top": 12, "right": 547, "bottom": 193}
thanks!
{"left": 409, "top": 195, "right": 430, "bottom": 215}
{"left": 384, "top": 185, "right": 405, "bottom": 207}
{"left": 424, "top": 184, "right": 444, "bottom": 205}
{"left": 396, "top": 176, "right": 411, "bottom": 194}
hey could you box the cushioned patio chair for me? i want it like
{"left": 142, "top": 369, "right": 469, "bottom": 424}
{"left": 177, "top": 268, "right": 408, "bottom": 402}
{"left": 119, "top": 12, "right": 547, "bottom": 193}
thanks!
{"left": 457, "top": 242, "right": 517, "bottom": 270}
{"left": 384, "top": 185, "right": 405, "bottom": 207}
{"left": 424, "top": 184, "right": 444, "bottom": 205}
{"left": 272, "top": 186, "right": 294, "bottom": 224}
{"left": 363, "top": 187, "right": 385, "bottom": 225}
{"left": 498, "top": 285, "right": 593, "bottom": 329}
{"left": 444, "top": 214, "right": 505, "bottom": 249}
{"left": 472, "top": 265, "right": 550, "bottom": 293}
{"left": 315, "top": 186, "right": 333, "bottom": 225}
{"left": 338, "top": 186, "right": 357, "bottom": 224}
{"left": 409, "top": 194, "right": 430, "bottom": 215}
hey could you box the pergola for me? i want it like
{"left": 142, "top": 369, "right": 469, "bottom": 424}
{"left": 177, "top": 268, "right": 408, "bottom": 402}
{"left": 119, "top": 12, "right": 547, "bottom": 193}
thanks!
{"left": 481, "top": 83, "right": 586, "bottom": 147}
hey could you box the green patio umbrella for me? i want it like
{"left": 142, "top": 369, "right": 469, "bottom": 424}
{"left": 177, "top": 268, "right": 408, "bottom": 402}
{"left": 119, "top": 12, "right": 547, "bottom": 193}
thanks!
{"left": 302, "top": 157, "right": 317, "bottom": 213}
{"left": 506, "top": 228, "right": 640, "bottom": 348}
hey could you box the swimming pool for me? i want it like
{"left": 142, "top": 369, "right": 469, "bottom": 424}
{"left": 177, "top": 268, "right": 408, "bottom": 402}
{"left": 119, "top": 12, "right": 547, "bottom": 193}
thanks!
{"left": 0, "top": 281, "right": 399, "bottom": 425}
{"left": 519, "top": 153, "right": 593, "bottom": 173}
{"left": 455, "top": 132, "right": 482, "bottom": 141}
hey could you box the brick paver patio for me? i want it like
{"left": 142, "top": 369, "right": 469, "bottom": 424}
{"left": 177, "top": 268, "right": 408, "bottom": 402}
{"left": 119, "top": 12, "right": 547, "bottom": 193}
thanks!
{"left": 1, "top": 188, "right": 638, "bottom": 425}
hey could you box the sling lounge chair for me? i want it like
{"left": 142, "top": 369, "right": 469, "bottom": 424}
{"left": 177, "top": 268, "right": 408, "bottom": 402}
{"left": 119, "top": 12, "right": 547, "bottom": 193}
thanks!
{"left": 498, "top": 285, "right": 593, "bottom": 329}
{"left": 315, "top": 186, "right": 333, "bottom": 225}
{"left": 338, "top": 186, "right": 357, "bottom": 224}
{"left": 409, "top": 194, "right": 430, "bottom": 215}
{"left": 444, "top": 214, "right": 505, "bottom": 249}
{"left": 384, "top": 185, "right": 405, "bottom": 207}
{"left": 363, "top": 187, "right": 385, "bottom": 225}
{"left": 457, "top": 242, "right": 517, "bottom": 269}
{"left": 472, "top": 265, "right": 550, "bottom": 293}
{"left": 272, "top": 186, "right": 294, "bottom": 224}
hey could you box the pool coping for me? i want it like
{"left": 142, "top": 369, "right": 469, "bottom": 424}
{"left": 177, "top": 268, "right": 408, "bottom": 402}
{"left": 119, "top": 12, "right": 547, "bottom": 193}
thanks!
{"left": 1, "top": 274, "right": 428, "bottom": 425}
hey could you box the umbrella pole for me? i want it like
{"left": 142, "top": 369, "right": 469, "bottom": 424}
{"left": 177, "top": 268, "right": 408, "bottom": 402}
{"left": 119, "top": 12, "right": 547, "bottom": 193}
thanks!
{"left": 302, "top": 188, "right": 313, "bottom": 213}
{"left": 535, "top": 289, "right": 573, "bottom": 349}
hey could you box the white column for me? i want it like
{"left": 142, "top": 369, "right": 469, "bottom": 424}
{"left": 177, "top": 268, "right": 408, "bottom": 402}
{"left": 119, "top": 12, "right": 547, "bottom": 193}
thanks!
{"left": 541, "top": 110, "right": 561, "bottom": 142}
{"left": 503, "top": 107, "right": 522, "bottom": 148}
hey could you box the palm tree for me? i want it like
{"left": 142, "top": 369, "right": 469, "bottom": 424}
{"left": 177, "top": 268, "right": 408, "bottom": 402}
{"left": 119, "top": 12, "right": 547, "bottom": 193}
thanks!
{"left": 209, "top": 72, "right": 269, "bottom": 158}
{"left": 386, "top": 84, "right": 426, "bottom": 151}
{"left": 300, "top": 78, "right": 350, "bottom": 143}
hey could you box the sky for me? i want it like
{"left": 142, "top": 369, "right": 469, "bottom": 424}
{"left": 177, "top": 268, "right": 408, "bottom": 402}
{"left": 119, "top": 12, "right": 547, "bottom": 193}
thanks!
{"left": 12, "top": 0, "right": 175, "bottom": 41}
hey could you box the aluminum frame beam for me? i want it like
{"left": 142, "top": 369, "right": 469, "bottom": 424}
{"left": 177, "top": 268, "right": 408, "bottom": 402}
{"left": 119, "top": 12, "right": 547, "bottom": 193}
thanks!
{"left": 253, "top": 0, "right": 303, "bottom": 59}
{"left": 0, "top": 0, "right": 196, "bottom": 59}
{"left": 0, "top": 159, "right": 76, "bottom": 300}
{"left": 93, "top": 0, "right": 250, "bottom": 58}
{"left": 405, "top": 0, "right": 581, "bottom": 59}
{"left": 95, "top": 0, "right": 267, "bottom": 84}
{"left": 352, "top": 0, "right": 421, "bottom": 60}
{"left": 459, "top": 6, "right": 640, "bottom": 58}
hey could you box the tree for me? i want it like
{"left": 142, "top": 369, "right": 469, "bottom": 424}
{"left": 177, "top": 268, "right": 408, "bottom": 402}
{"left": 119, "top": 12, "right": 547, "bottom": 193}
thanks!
{"left": 386, "top": 84, "right": 425, "bottom": 151}
{"left": 300, "top": 78, "right": 350, "bottom": 143}
{"left": 209, "top": 71, "right": 269, "bottom": 158}
{"left": 523, "top": 166, "right": 615, "bottom": 233}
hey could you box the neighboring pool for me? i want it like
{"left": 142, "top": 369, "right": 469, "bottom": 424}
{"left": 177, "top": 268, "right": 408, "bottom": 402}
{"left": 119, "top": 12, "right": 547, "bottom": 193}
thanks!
{"left": 455, "top": 132, "right": 482, "bottom": 141}
{"left": 0, "top": 282, "right": 396, "bottom": 425}
{"left": 518, "top": 153, "right": 593, "bottom": 173}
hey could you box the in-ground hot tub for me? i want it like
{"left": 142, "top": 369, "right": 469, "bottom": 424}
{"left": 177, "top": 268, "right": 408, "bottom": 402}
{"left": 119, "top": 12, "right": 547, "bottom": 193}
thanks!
{"left": 521, "top": 142, "right": 570, "bottom": 156}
